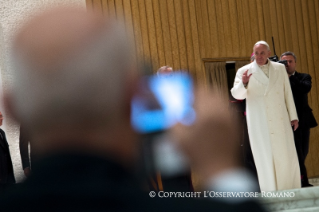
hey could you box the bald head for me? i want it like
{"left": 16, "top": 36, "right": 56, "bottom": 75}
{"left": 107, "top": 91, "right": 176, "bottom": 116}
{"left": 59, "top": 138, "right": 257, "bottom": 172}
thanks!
{"left": 157, "top": 66, "right": 173, "bottom": 75}
{"left": 14, "top": 7, "right": 107, "bottom": 73}
{"left": 9, "top": 6, "right": 136, "bottom": 136}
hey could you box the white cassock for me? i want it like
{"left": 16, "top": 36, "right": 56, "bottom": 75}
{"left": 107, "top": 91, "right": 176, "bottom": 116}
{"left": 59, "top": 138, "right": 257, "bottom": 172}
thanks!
{"left": 231, "top": 60, "right": 301, "bottom": 191}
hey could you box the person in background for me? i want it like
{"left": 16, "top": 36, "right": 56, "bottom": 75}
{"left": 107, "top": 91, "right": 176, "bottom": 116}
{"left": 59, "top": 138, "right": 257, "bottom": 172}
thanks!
{"left": 0, "top": 112, "right": 15, "bottom": 192}
{"left": 0, "top": 6, "right": 265, "bottom": 211}
{"left": 157, "top": 65, "right": 173, "bottom": 76}
{"left": 280, "top": 51, "right": 318, "bottom": 187}
{"left": 153, "top": 65, "right": 194, "bottom": 192}
{"left": 231, "top": 41, "right": 300, "bottom": 191}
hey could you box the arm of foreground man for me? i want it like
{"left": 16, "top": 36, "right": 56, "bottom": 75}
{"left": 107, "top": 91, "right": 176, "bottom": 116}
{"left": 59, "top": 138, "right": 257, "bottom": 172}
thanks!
{"left": 170, "top": 86, "right": 259, "bottom": 201}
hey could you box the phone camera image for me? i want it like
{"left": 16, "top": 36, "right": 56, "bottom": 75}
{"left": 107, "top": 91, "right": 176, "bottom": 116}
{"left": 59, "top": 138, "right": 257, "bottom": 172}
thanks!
{"left": 131, "top": 72, "right": 196, "bottom": 134}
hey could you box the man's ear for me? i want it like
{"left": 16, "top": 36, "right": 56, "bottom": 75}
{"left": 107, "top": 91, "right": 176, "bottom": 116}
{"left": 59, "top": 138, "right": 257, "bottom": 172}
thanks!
{"left": 3, "top": 93, "right": 19, "bottom": 122}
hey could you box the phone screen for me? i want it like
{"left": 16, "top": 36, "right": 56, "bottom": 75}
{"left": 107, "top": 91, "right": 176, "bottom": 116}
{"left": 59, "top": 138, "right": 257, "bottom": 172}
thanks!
{"left": 131, "top": 72, "right": 196, "bottom": 134}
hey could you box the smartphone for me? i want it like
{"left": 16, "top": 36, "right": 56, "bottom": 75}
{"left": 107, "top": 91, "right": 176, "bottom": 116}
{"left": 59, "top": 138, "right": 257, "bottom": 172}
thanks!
{"left": 131, "top": 72, "right": 196, "bottom": 133}
{"left": 131, "top": 72, "right": 196, "bottom": 177}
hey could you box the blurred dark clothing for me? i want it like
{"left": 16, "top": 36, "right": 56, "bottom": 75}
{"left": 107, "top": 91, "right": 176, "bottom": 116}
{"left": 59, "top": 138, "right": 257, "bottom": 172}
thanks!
{"left": 148, "top": 172, "right": 193, "bottom": 192}
{"left": 161, "top": 174, "right": 193, "bottom": 192}
{"left": 229, "top": 100, "right": 259, "bottom": 192}
{"left": 0, "top": 152, "right": 266, "bottom": 212}
{"left": 289, "top": 71, "right": 317, "bottom": 187}
{"left": 0, "top": 128, "right": 16, "bottom": 190}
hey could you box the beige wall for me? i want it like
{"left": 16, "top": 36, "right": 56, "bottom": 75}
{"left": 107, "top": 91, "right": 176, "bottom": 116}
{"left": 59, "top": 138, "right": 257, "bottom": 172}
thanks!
{"left": 87, "top": 0, "right": 319, "bottom": 178}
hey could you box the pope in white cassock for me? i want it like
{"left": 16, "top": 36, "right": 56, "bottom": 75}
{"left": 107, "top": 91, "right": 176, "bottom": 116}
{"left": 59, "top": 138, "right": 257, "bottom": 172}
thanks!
{"left": 231, "top": 41, "right": 301, "bottom": 191}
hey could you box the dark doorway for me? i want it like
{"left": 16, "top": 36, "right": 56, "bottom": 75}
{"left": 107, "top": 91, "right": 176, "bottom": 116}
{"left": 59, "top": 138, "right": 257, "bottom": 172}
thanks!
{"left": 226, "top": 62, "right": 236, "bottom": 100}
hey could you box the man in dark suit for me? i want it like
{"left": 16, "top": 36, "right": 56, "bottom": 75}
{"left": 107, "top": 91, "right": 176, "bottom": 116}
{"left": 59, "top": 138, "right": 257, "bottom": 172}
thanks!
{"left": 0, "top": 6, "right": 265, "bottom": 211}
{"left": 0, "top": 112, "right": 16, "bottom": 191}
{"left": 281, "top": 51, "right": 318, "bottom": 187}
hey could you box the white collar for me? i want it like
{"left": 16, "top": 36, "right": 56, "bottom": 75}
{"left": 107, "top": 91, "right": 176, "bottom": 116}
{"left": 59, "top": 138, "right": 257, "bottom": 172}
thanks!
{"left": 258, "top": 59, "right": 270, "bottom": 69}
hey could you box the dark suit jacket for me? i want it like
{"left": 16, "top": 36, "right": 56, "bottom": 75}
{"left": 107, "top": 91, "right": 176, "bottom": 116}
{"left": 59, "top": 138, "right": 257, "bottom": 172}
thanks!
{"left": 0, "top": 128, "right": 15, "bottom": 185}
{"left": 0, "top": 152, "right": 265, "bottom": 211}
{"left": 289, "top": 71, "right": 317, "bottom": 129}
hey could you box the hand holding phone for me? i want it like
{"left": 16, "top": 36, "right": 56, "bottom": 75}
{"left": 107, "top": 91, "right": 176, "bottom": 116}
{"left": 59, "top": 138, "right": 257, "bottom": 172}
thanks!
{"left": 131, "top": 72, "right": 195, "bottom": 177}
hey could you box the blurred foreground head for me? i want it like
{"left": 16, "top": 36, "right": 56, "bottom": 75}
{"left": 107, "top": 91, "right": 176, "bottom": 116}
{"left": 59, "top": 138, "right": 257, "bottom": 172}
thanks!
{"left": 7, "top": 6, "right": 137, "bottom": 162}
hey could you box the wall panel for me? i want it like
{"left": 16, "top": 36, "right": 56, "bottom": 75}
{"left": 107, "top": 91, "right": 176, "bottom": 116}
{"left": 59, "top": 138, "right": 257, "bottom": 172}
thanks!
{"left": 107, "top": 0, "right": 116, "bottom": 17}
{"left": 221, "top": 0, "right": 232, "bottom": 55}
{"left": 144, "top": 0, "right": 158, "bottom": 70}
{"left": 199, "top": 0, "right": 212, "bottom": 57}
{"left": 137, "top": 0, "right": 150, "bottom": 66}
{"left": 174, "top": 0, "right": 187, "bottom": 70}
{"left": 151, "top": 0, "right": 165, "bottom": 69}
{"left": 236, "top": 0, "right": 248, "bottom": 55}
{"left": 188, "top": 0, "right": 203, "bottom": 81}
{"left": 114, "top": 0, "right": 124, "bottom": 21}
{"left": 207, "top": 0, "right": 219, "bottom": 57}
{"left": 228, "top": 0, "right": 239, "bottom": 55}
{"left": 87, "top": 0, "right": 319, "bottom": 178}
{"left": 248, "top": 0, "right": 260, "bottom": 42}
{"left": 101, "top": 0, "right": 108, "bottom": 16}
{"left": 130, "top": 0, "right": 144, "bottom": 69}
{"left": 256, "top": 0, "right": 265, "bottom": 41}
{"left": 308, "top": 0, "right": 319, "bottom": 100}
{"left": 287, "top": 0, "right": 300, "bottom": 60}
{"left": 214, "top": 0, "right": 226, "bottom": 57}
{"left": 195, "top": 0, "right": 206, "bottom": 58}
{"left": 182, "top": 0, "right": 196, "bottom": 73}
{"left": 167, "top": 0, "right": 180, "bottom": 70}
{"left": 241, "top": 0, "right": 254, "bottom": 51}
{"left": 303, "top": 0, "right": 319, "bottom": 177}
{"left": 262, "top": 0, "right": 272, "bottom": 47}
{"left": 159, "top": 0, "right": 173, "bottom": 68}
